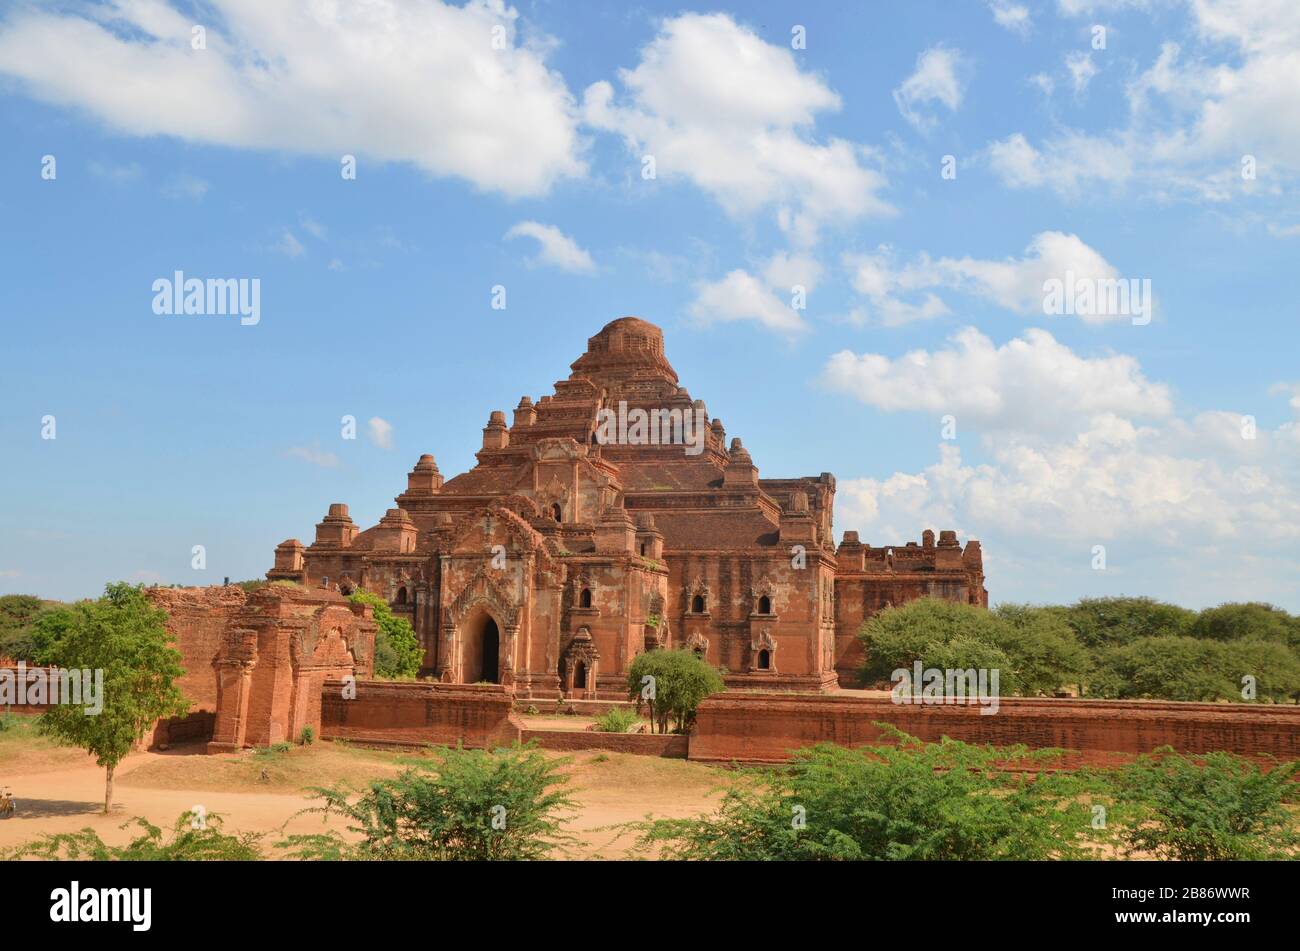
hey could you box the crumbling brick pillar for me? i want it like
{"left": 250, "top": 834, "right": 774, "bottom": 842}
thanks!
{"left": 208, "top": 659, "right": 255, "bottom": 753}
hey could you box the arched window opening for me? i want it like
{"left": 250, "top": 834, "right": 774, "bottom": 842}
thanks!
{"left": 579, "top": 588, "right": 592, "bottom": 609}
{"left": 395, "top": 587, "right": 408, "bottom": 605}
{"left": 757, "top": 649, "right": 771, "bottom": 670}
{"left": 551, "top": 502, "right": 563, "bottom": 522}
{"left": 758, "top": 595, "right": 771, "bottom": 614}
{"left": 691, "top": 594, "right": 706, "bottom": 614}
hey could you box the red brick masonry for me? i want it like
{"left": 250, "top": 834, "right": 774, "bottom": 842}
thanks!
{"left": 688, "top": 692, "right": 1300, "bottom": 766}
{"left": 320, "top": 679, "right": 523, "bottom": 749}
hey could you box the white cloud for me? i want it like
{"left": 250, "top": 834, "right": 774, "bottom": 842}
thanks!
{"left": 299, "top": 215, "right": 327, "bottom": 240}
{"left": 505, "top": 221, "right": 596, "bottom": 274}
{"left": 690, "top": 269, "right": 808, "bottom": 335}
{"left": 843, "top": 231, "right": 1137, "bottom": 326}
{"left": 367, "top": 417, "right": 394, "bottom": 450}
{"left": 822, "top": 326, "right": 1173, "bottom": 435}
{"left": 986, "top": 131, "right": 1134, "bottom": 194}
{"left": 0, "top": 0, "right": 584, "bottom": 197}
{"left": 893, "top": 45, "right": 968, "bottom": 131}
{"left": 762, "top": 252, "right": 824, "bottom": 294}
{"left": 286, "top": 444, "right": 339, "bottom": 468}
{"left": 988, "top": 0, "right": 1033, "bottom": 34}
{"left": 992, "top": 0, "right": 1300, "bottom": 203}
{"left": 829, "top": 328, "right": 1300, "bottom": 598}
{"left": 582, "top": 12, "right": 891, "bottom": 245}
{"left": 274, "top": 230, "right": 305, "bottom": 258}
{"left": 1065, "top": 51, "right": 1098, "bottom": 94}
{"left": 89, "top": 160, "right": 142, "bottom": 183}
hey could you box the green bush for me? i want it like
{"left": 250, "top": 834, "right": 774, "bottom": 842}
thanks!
{"left": 593, "top": 707, "right": 639, "bottom": 733}
{"left": 349, "top": 589, "right": 422, "bottom": 679}
{"left": 626, "top": 648, "right": 723, "bottom": 734}
{"left": 4, "top": 811, "right": 263, "bottom": 860}
{"left": 636, "top": 733, "right": 1098, "bottom": 860}
{"left": 1110, "top": 749, "right": 1300, "bottom": 860}
{"left": 298, "top": 725, "right": 316, "bottom": 746}
{"left": 277, "top": 743, "right": 575, "bottom": 860}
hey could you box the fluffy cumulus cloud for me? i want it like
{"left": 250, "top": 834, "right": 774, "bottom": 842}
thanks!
{"left": 988, "top": 0, "right": 1033, "bottom": 35}
{"left": 823, "top": 326, "right": 1173, "bottom": 434}
{"left": 0, "top": 0, "right": 584, "bottom": 196}
{"left": 505, "top": 221, "right": 596, "bottom": 274}
{"left": 582, "top": 12, "right": 892, "bottom": 245}
{"left": 825, "top": 329, "right": 1300, "bottom": 604}
{"left": 893, "top": 45, "right": 968, "bottom": 131}
{"left": 988, "top": 0, "right": 1300, "bottom": 201}
{"left": 367, "top": 416, "right": 395, "bottom": 450}
{"left": 844, "top": 231, "right": 1138, "bottom": 326}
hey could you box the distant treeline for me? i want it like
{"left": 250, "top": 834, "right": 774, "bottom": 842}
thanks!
{"left": 860, "top": 597, "right": 1300, "bottom": 702}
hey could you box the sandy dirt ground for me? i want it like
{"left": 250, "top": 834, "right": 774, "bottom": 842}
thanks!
{"left": 0, "top": 724, "right": 727, "bottom": 859}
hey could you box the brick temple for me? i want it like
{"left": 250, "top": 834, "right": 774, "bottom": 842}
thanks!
{"left": 268, "top": 317, "right": 987, "bottom": 697}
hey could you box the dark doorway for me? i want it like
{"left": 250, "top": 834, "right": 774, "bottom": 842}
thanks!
{"left": 757, "top": 649, "right": 770, "bottom": 670}
{"left": 481, "top": 617, "right": 499, "bottom": 683}
{"left": 574, "top": 661, "right": 587, "bottom": 690}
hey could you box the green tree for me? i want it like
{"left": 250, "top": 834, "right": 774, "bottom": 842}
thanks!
{"left": 1191, "top": 602, "right": 1300, "bottom": 649}
{"left": 0, "top": 594, "right": 62, "bottom": 663}
{"left": 994, "top": 603, "right": 1092, "bottom": 696}
{"left": 1112, "top": 749, "right": 1300, "bottom": 860}
{"left": 1091, "top": 636, "right": 1237, "bottom": 701}
{"left": 349, "top": 589, "right": 422, "bottom": 679}
{"left": 637, "top": 733, "right": 1101, "bottom": 860}
{"left": 277, "top": 743, "right": 575, "bottom": 860}
{"left": 1223, "top": 638, "right": 1300, "bottom": 703}
{"left": 626, "top": 648, "right": 724, "bottom": 734}
{"left": 859, "top": 598, "right": 1013, "bottom": 687}
{"left": 1064, "top": 596, "right": 1195, "bottom": 649}
{"left": 34, "top": 583, "right": 190, "bottom": 812}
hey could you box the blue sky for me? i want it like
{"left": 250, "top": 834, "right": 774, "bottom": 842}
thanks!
{"left": 2, "top": 0, "right": 1298, "bottom": 609}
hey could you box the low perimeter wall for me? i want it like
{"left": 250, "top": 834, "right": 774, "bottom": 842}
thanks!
{"left": 689, "top": 692, "right": 1300, "bottom": 766}
{"left": 520, "top": 729, "right": 688, "bottom": 757}
{"left": 320, "top": 679, "right": 522, "bottom": 749}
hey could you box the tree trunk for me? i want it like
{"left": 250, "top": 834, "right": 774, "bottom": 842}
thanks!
{"left": 104, "top": 763, "right": 115, "bottom": 814}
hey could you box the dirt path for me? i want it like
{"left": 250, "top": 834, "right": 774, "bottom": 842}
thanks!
{"left": 0, "top": 742, "right": 728, "bottom": 859}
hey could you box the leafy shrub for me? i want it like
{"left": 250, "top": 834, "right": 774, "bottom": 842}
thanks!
{"left": 593, "top": 707, "right": 639, "bottom": 733}
{"left": 277, "top": 743, "right": 575, "bottom": 860}
{"left": 636, "top": 732, "right": 1098, "bottom": 860}
{"left": 1110, "top": 749, "right": 1300, "bottom": 860}
{"left": 348, "top": 589, "right": 422, "bottom": 679}
{"left": 4, "top": 811, "right": 262, "bottom": 860}
{"left": 298, "top": 725, "right": 316, "bottom": 746}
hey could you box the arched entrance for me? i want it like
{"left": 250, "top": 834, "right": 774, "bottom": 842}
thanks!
{"left": 463, "top": 610, "right": 501, "bottom": 684}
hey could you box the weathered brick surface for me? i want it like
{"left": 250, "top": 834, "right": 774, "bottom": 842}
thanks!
{"left": 520, "top": 728, "right": 688, "bottom": 757}
{"left": 269, "top": 318, "right": 986, "bottom": 700}
{"left": 689, "top": 692, "right": 1300, "bottom": 766}
{"left": 320, "top": 679, "right": 522, "bottom": 749}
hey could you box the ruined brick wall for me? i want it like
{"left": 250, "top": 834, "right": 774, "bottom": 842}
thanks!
{"left": 689, "top": 692, "right": 1300, "bottom": 766}
{"left": 319, "top": 680, "right": 522, "bottom": 748}
{"left": 146, "top": 585, "right": 248, "bottom": 713}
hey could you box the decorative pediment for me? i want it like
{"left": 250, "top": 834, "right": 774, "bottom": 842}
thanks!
{"left": 752, "top": 627, "right": 777, "bottom": 652}
{"left": 445, "top": 503, "right": 545, "bottom": 557}
{"left": 686, "top": 631, "right": 709, "bottom": 653}
{"left": 533, "top": 437, "right": 587, "bottom": 462}
{"left": 446, "top": 566, "right": 520, "bottom": 630}
{"left": 562, "top": 625, "right": 599, "bottom": 667}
